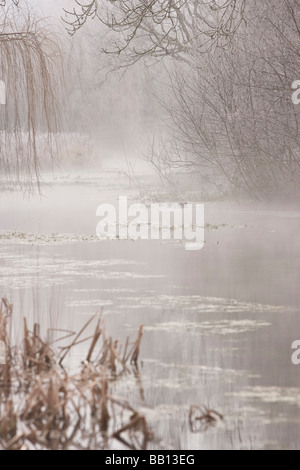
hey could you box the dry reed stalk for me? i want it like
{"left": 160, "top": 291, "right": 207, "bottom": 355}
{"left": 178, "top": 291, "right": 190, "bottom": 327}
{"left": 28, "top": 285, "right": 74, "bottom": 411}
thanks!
{"left": 0, "top": 298, "right": 12, "bottom": 390}
{"left": 86, "top": 313, "right": 102, "bottom": 363}
{"left": 129, "top": 325, "right": 143, "bottom": 366}
{"left": 112, "top": 413, "right": 152, "bottom": 451}
{"left": 23, "top": 318, "right": 54, "bottom": 372}
{"left": 0, "top": 299, "right": 152, "bottom": 450}
{"left": 0, "top": 298, "right": 225, "bottom": 449}
{"left": 189, "top": 405, "right": 224, "bottom": 433}
{"left": 59, "top": 312, "right": 99, "bottom": 366}
{"left": 0, "top": 399, "right": 17, "bottom": 441}
{"left": 99, "top": 377, "right": 110, "bottom": 432}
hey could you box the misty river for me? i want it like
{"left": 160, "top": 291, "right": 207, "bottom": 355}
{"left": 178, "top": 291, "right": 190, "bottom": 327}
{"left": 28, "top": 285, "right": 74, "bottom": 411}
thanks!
{"left": 0, "top": 170, "right": 299, "bottom": 450}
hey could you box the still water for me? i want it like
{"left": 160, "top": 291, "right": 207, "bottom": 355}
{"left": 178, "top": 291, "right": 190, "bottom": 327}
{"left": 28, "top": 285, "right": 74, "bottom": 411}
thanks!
{"left": 0, "top": 171, "right": 299, "bottom": 449}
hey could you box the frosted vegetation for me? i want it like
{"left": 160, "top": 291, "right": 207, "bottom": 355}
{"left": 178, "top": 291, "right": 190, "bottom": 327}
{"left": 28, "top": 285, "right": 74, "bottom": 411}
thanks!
{"left": 0, "top": 0, "right": 299, "bottom": 198}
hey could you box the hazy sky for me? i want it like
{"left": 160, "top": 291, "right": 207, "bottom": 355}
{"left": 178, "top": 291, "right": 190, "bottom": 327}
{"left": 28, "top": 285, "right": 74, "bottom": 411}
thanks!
{"left": 29, "top": 0, "right": 73, "bottom": 18}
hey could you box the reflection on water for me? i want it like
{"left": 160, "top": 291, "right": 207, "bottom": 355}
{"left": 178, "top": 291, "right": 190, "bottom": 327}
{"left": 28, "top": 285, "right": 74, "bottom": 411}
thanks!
{"left": 0, "top": 172, "right": 300, "bottom": 449}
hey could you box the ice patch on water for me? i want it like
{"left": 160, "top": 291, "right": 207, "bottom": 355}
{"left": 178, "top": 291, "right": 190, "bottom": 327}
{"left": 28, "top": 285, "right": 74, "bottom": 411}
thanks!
{"left": 93, "top": 271, "right": 166, "bottom": 280}
{"left": 228, "top": 386, "right": 300, "bottom": 407}
{"left": 145, "top": 319, "right": 271, "bottom": 335}
{"left": 0, "top": 230, "right": 100, "bottom": 245}
{"left": 150, "top": 361, "right": 246, "bottom": 377}
{"left": 0, "top": 251, "right": 160, "bottom": 290}
{"left": 65, "top": 299, "right": 113, "bottom": 308}
{"left": 118, "top": 294, "right": 293, "bottom": 313}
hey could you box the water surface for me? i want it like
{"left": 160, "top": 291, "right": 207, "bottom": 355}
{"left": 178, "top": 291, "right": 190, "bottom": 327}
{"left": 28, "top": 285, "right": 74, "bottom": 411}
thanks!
{"left": 0, "top": 172, "right": 299, "bottom": 450}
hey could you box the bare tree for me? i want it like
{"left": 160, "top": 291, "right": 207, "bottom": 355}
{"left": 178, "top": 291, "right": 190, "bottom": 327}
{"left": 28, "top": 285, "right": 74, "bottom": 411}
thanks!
{"left": 0, "top": 3, "right": 64, "bottom": 191}
{"left": 1, "top": 1, "right": 19, "bottom": 5}
{"left": 64, "top": 0, "right": 300, "bottom": 199}
{"left": 64, "top": 0, "right": 246, "bottom": 63}
{"left": 150, "top": 0, "right": 300, "bottom": 198}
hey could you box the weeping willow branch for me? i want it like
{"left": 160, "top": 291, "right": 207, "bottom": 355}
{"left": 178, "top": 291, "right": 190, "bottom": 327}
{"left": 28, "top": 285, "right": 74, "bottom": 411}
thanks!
{"left": 0, "top": 4, "right": 64, "bottom": 191}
